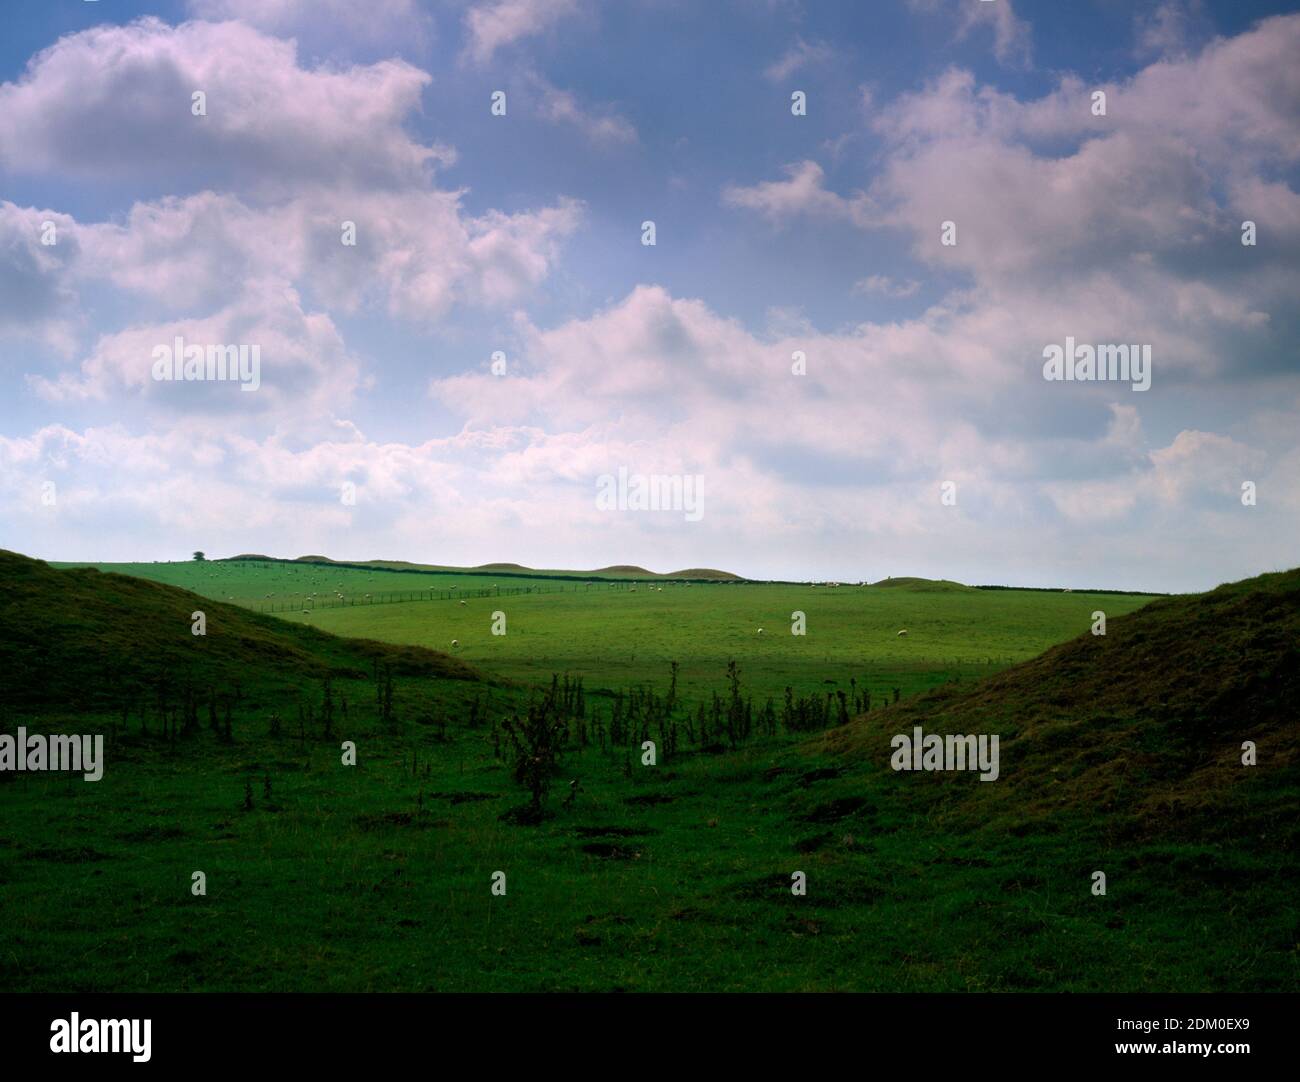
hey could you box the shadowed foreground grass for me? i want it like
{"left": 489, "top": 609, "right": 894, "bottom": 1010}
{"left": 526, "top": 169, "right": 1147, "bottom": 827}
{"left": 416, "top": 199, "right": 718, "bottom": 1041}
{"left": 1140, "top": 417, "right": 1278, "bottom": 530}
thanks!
{"left": 1, "top": 713, "right": 1293, "bottom": 992}
{"left": 1, "top": 553, "right": 1294, "bottom": 991}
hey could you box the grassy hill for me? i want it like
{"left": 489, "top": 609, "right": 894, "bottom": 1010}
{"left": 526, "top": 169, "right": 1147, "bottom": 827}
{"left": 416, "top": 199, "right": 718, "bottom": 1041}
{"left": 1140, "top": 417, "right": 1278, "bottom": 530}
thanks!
{"left": 2, "top": 551, "right": 1294, "bottom": 992}
{"left": 827, "top": 568, "right": 1300, "bottom": 842}
{"left": 0, "top": 550, "right": 482, "bottom": 716}
{"left": 49, "top": 557, "right": 1163, "bottom": 715}
{"left": 228, "top": 554, "right": 747, "bottom": 582}
{"left": 870, "top": 576, "right": 974, "bottom": 591}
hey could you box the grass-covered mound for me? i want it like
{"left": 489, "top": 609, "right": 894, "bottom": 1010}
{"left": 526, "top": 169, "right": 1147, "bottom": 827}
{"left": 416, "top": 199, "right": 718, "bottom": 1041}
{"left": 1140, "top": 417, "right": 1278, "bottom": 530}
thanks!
{"left": 869, "top": 576, "right": 974, "bottom": 591}
{"left": 0, "top": 550, "right": 482, "bottom": 714}
{"left": 829, "top": 567, "right": 1300, "bottom": 843}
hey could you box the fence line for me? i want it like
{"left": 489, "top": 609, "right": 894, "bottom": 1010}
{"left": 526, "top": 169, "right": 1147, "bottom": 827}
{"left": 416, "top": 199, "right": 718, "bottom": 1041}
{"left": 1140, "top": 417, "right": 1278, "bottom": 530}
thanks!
{"left": 248, "top": 580, "right": 654, "bottom": 614}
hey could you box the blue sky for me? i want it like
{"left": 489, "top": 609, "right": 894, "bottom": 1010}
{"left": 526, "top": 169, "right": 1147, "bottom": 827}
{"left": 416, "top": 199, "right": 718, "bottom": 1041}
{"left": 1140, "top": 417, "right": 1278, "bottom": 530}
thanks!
{"left": 1, "top": 0, "right": 1298, "bottom": 590}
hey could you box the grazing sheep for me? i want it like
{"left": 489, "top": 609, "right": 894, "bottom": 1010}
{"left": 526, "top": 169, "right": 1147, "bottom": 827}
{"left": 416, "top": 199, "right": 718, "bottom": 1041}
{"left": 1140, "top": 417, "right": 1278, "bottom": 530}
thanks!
{"left": 450, "top": 639, "right": 459, "bottom": 647}
{"left": 897, "top": 629, "right": 909, "bottom": 637}
{"left": 756, "top": 628, "right": 764, "bottom": 635}
{"left": 459, "top": 600, "right": 467, "bottom": 606}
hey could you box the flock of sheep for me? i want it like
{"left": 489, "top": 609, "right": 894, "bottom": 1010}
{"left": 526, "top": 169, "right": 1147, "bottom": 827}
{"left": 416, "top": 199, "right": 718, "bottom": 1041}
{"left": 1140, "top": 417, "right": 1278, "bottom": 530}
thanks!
{"left": 248, "top": 572, "right": 916, "bottom": 648}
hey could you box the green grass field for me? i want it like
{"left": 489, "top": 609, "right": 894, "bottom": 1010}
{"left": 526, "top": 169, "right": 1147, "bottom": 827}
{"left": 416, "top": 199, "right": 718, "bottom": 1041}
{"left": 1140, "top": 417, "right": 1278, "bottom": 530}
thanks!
{"left": 3, "top": 553, "right": 1296, "bottom": 992}
{"left": 56, "top": 559, "right": 1160, "bottom": 710}
{"left": 51, "top": 558, "right": 582, "bottom": 606}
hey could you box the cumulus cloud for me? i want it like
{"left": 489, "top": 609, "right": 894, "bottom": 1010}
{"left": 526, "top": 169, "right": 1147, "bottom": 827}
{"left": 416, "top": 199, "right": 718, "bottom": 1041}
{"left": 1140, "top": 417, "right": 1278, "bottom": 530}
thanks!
{"left": 0, "top": 17, "right": 447, "bottom": 192}
{"left": 729, "top": 18, "right": 1300, "bottom": 382}
{"left": 5, "top": 271, "right": 1297, "bottom": 586}
{"left": 2, "top": 8, "right": 1297, "bottom": 590}
{"left": 0, "top": 202, "right": 83, "bottom": 353}
{"left": 530, "top": 75, "right": 637, "bottom": 145}
{"left": 1134, "top": 0, "right": 1214, "bottom": 59}
{"left": 723, "top": 161, "right": 874, "bottom": 227}
{"left": 0, "top": 10, "right": 584, "bottom": 355}
{"left": 462, "top": 0, "right": 580, "bottom": 65}
{"left": 28, "top": 282, "right": 365, "bottom": 427}
{"left": 905, "top": 0, "right": 1032, "bottom": 67}
{"left": 764, "top": 37, "right": 833, "bottom": 82}
{"left": 1, "top": 184, "right": 581, "bottom": 369}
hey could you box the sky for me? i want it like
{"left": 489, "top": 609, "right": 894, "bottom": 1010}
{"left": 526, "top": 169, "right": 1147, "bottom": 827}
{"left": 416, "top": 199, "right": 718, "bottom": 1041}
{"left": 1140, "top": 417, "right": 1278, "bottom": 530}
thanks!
{"left": 0, "top": 0, "right": 1297, "bottom": 591}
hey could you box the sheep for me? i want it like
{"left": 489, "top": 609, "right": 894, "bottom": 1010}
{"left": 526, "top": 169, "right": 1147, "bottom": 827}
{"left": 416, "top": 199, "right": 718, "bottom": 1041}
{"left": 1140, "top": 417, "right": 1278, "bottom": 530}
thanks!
{"left": 756, "top": 628, "right": 764, "bottom": 635}
{"left": 450, "top": 639, "right": 459, "bottom": 647}
{"left": 897, "top": 629, "right": 909, "bottom": 637}
{"left": 459, "top": 600, "right": 467, "bottom": 606}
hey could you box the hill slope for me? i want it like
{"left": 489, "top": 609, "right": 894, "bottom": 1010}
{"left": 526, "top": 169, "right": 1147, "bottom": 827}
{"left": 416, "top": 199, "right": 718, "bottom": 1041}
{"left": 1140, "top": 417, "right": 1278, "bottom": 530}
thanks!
{"left": 0, "top": 550, "right": 481, "bottom": 714}
{"left": 224, "top": 553, "right": 745, "bottom": 582}
{"left": 869, "top": 576, "right": 973, "bottom": 591}
{"left": 828, "top": 567, "right": 1300, "bottom": 840}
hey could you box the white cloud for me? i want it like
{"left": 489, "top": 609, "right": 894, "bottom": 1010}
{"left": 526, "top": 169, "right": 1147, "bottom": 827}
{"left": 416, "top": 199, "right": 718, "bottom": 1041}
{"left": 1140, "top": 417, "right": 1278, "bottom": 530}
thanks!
{"left": 906, "top": 0, "right": 1032, "bottom": 68}
{"left": 729, "top": 20, "right": 1300, "bottom": 382}
{"left": 28, "top": 283, "right": 365, "bottom": 431}
{"left": 462, "top": 0, "right": 580, "bottom": 65}
{"left": 1134, "top": 0, "right": 1213, "bottom": 59}
{"left": 0, "top": 202, "right": 83, "bottom": 354}
{"left": 0, "top": 18, "right": 447, "bottom": 192}
{"left": 531, "top": 75, "right": 637, "bottom": 145}
{"left": 723, "top": 161, "right": 874, "bottom": 227}
{"left": 764, "top": 37, "right": 833, "bottom": 82}
{"left": 7, "top": 277, "right": 1291, "bottom": 587}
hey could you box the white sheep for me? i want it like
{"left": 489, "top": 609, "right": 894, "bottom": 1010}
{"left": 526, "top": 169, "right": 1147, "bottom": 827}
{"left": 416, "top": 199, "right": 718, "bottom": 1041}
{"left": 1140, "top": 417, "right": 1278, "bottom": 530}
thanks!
{"left": 897, "top": 629, "right": 909, "bottom": 637}
{"left": 450, "top": 639, "right": 459, "bottom": 647}
{"left": 459, "top": 600, "right": 467, "bottom": 606}
{"left": 756, "top": 628, "right": 764, "bottom": 635}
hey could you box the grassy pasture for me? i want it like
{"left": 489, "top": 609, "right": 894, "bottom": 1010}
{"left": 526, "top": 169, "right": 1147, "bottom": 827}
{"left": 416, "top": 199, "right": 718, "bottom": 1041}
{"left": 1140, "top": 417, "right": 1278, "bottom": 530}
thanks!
{"left": 52, "top": 559, "right": 575, "bottom": 608}
{"left": 7, "top": 554, "right": 1293, "bottom": 993}
{"left": 270, "top": 578, "right": 1159, "bottom": 710}
{"left": 3, "top": 704, "right": 1289, "bottom": 993}
{"left": 58, "top": 560, "right": 1160, "bottom": 709}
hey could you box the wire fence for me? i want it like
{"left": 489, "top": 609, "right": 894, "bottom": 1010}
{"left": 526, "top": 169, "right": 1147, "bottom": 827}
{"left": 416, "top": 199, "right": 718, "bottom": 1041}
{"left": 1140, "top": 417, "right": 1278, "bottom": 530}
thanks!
{"left": 248, "top": 579, "right": 659, "bottom": 614}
